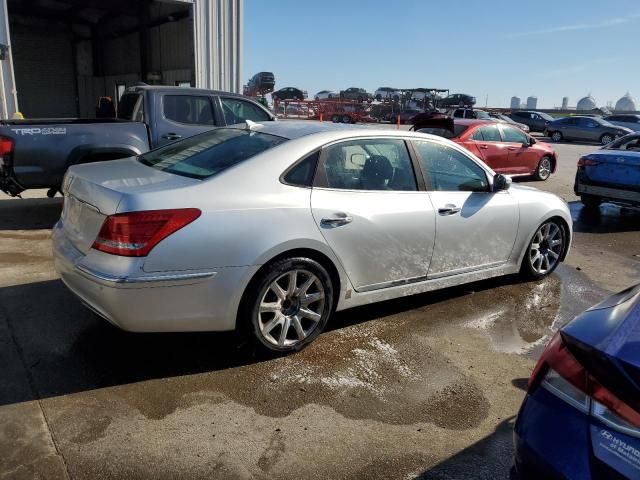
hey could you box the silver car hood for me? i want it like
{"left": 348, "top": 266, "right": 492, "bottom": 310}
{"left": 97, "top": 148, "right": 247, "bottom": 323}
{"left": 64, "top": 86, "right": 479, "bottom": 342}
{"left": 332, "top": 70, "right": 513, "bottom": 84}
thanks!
{"left": 65, "top": 157, "right": 198, "bottom": 214}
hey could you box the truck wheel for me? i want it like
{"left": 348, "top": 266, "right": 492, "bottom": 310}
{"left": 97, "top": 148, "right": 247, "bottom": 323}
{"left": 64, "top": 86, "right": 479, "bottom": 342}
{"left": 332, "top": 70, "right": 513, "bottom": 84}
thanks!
{"left": 331, "top": 114, "right": 340, "bottom": 123}
{"left": 342, "top": 115, "right": 352, "bottom": 124}
{"left": 581, "top": 194, "right": 601, "bottom": 210}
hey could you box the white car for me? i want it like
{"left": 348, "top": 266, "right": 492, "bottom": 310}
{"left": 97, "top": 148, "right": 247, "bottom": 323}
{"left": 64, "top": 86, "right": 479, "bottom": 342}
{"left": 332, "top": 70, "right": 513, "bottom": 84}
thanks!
{"left": 53, "top": 121, "right": 572, "bottom": 353}
{"left": 374, "top": 87, "right": 402, "bottom": 102}
{"left": 314, "top": 90, "right": 338, "bottom": 101}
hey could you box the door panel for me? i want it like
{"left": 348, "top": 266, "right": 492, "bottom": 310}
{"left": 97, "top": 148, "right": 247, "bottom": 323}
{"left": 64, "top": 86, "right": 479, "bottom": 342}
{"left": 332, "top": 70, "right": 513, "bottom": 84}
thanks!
{"left": 427, "top": 191, "right": 519, "bottom": 276}
{"left": 500, "top": 125, "right": 539, "bottom": 174}
{"left": 311, "top": 189, "right": 435, "bottom": 290}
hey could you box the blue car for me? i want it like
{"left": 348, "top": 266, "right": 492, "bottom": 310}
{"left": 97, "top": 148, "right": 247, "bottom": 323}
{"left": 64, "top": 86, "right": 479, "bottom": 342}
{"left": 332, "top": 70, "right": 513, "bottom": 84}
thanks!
{"left": 575, "top": 132, "right": 640, "bottom": 210}
{"left": 513, "top": 284, "right": 640, "bottom": 479}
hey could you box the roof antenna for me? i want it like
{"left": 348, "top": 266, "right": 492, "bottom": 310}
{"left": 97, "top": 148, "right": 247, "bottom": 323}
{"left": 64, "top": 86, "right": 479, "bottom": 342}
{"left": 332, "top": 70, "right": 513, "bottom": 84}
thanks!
{"left": 244, "top": 119, "right": 259, "bottom": 130}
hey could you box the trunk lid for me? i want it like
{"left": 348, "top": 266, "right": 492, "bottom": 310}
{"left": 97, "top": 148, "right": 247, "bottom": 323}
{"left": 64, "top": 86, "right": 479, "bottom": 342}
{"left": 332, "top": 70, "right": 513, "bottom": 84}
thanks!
{"left": 582, "top": 151, "right": 640, "bottom": 190}
{"left": 62, "top": 157, "right": 198, "bottom": 254}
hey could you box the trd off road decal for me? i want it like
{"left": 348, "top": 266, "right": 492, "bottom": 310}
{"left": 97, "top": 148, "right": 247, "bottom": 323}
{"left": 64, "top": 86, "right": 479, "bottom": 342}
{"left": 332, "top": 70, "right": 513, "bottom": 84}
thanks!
{"left": 11, "top": 127, "right": 66, "bottom": 135}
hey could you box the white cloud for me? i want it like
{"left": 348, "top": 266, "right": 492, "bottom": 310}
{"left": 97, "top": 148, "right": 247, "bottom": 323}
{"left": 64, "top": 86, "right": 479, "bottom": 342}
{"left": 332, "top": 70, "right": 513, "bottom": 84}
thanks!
{"left": 510, "top": 14, "right": 640, "bottom": 37}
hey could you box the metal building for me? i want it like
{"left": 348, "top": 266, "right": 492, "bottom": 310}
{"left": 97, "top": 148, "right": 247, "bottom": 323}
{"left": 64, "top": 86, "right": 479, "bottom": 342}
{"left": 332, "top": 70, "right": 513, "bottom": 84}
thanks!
{"left": 510, "top": 96, "right": 520, "bottom": 109}
{"left": 615, "top": 92, "right": 637, "bottom": 112}
{"left": 561, "top": 97, "right": 569, "bottom": 109}
{"left": 526, "top": 96, "right": 537, "bottom": 110}
{"left": 0, "top": 0, "right": 242, "bottom": 119}
{"left": 577, "top": 95, "right": 597, "bottom": 111}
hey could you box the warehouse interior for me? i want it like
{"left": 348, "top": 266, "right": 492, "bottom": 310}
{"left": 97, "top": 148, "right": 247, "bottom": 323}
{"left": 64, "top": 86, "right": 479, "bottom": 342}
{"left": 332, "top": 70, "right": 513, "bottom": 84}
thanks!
{"left": 7, "top": 0, "right": 194, "bottom": 118}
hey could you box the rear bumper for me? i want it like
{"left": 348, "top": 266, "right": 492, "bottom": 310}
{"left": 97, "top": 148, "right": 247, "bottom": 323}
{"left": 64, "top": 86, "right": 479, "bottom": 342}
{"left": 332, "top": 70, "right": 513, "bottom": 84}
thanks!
{"left": 52, "top": 222, "right": 258, "bottom": 332}
{"left": 575, "top": 181, "right": 640, "bottom": 206}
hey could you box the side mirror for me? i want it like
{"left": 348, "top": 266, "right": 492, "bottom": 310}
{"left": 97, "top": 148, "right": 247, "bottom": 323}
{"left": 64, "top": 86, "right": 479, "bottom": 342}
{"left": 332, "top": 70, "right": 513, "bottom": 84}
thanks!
{"left": 529, "top": 137, "right": 536, "bottom": 145}
{"left": 493, "top": 173, "right": 512, "bottom": 192}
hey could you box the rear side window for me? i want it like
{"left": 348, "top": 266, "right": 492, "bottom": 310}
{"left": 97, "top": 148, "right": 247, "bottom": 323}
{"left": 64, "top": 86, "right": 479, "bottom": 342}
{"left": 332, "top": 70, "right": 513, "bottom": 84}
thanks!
{"left": 163, "top": 95, "right": 214, "bottom": 125}
{"left": 283, "top": 152, "right": 319, "bottom": 187}
{"left": 220, "top": 97, "right": 271, "bottom": 124}
{"left": 139, "top": 128, "right": 287, "bottom": 179}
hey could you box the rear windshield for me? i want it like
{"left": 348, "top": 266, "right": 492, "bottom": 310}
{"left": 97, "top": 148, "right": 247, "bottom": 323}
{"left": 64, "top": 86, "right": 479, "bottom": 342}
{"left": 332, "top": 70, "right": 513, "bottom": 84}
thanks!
{"left": 139, "top": 128, "right": 287, "bottom": 179}
{"left": 418, "top": 125, "right": 469, "bottom": 139}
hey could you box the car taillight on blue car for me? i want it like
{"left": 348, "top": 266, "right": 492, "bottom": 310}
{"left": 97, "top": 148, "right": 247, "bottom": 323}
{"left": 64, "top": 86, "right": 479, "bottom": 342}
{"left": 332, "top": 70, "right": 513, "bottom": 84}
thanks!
{"left": 528, "top": 332, "right": 640, "bottom": 434}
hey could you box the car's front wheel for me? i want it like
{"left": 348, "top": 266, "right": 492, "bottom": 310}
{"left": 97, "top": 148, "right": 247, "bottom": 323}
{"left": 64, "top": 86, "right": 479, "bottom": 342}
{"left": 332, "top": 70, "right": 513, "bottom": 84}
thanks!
{"left": 521, "top": 220, "right": 565, "bottom": 279}
{"left": 241, "top": 257, "right": 334, "bottom": 353}
{"left": 534, "top": 156, "right": 552, "bottom": 181}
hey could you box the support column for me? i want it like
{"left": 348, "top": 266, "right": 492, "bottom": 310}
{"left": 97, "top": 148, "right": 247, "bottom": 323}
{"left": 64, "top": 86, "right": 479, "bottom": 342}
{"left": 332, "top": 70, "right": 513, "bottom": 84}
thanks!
{"left": 0, "top": 0, "right": 18, "bottom": 119}
{"left": 192, "top": 0, "right": 243, "bottom": 93}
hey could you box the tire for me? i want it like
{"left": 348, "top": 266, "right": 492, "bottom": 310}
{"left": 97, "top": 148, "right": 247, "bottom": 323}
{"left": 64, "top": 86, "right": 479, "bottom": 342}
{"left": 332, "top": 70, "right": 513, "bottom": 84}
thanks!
{"left": 520, "top": 219, "right": 566, "bottom": 280}
{"left": 328, "top": 94, "right": 333, "bottom": 99}
{"left": 240, "top": 257, "right": 334, "bottom": 354}
{"left": 314, "top": 96, "right": 319, "bottom": 101}
{"left": 342, "top": 115, "right": 352, "bottom": 124}
{"left": 550, "top": 131, "right": 563, "bottom": 142}
{"left": 534, "top": 156, "right": 552, "bottom": 181}
{"left": 581, "top": 194, "right": 601, "bottom": 210}
{"left": 331, "top": 114, "right": 340, "bottom": 123}
{"left": 600, "top": 134, "right": 614, "bottom": 145}
{"left": 375, "top": 94, "right": 382, "bottom": 101}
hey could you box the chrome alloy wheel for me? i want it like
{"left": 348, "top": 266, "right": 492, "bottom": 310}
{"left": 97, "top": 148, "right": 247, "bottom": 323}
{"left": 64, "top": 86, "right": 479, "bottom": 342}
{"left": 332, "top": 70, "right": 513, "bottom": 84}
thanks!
{"left": 529, "top": 222, "right": 563, "bottom": 275}
{"left": 537, "top": 157, "right": 552, "bottom": 180}
{"left": 257, "top": 270, "right": 325, "bottom": 347}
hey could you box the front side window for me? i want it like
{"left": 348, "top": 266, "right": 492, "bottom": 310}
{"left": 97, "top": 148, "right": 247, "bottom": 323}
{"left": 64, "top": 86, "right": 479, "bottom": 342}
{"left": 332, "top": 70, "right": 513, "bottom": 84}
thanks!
{"left": 413, "top": 141, "right": 489, "bottom": 192}
{"left": 220, "top": 97, "right": 271, "bottom": 124}
{"left": 501, "top": 126, "right": 528, "bottom": 144}
{"left": 139, "top": 128, "right": 287, "bottom": 179}
{"left": 605, "top": 134, "right": 640, "bottom": 151}
{"left": 319, "top": 138, "right": 417, "bottom": 191}
{"left": 163, "top": 95, "right": 214, "bottom": 125}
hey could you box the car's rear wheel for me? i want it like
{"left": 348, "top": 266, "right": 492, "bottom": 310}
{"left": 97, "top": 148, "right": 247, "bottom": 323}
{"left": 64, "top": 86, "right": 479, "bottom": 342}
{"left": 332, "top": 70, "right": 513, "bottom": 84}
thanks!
{"left": 342, "top": 115, "right": 352, "bottom": 124}
{"left": 581, "top": 194, "right": 601, "bottom": 210}
{"left": 521, "top": 220, "right": 565, "bottom": 279}
{"left": 550, "top": 131, "right": 563, "bottom": 142}
{"left": 600, "top": 134, "right": 614, "bottom": 145}
{"left": 534, "top": 156, "right": 552, "bottom": 181}
{"left": 241, "top": 257, "right": 333, "bottom": 354}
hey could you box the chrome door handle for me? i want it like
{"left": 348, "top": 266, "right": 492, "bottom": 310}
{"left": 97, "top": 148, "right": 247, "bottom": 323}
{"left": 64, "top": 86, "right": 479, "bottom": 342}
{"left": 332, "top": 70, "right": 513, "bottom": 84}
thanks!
{"left": 162, "top": 133, "right": 182, "bottom": 140}
{"left": 438, "top": 205, "right": 461, "bottom": 216}
{"left": 321, "top": 214, "right": 353, "bottom": 227}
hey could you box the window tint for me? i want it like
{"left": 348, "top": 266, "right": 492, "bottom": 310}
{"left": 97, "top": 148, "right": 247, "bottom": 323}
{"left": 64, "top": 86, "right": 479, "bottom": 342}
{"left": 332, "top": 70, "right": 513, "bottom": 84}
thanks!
{"left": 221, "top": 97, "right": 270, "bottom": 124}
{"left": 319, "top": 139, "right": 417, "bottom": 191}
{"left": 117, "top": 93, "right": 141, "bottom": 120}
{"left": 501, "top": 126, "right": 528, "bottom": 143}
{"left": 472, "top": 125, "right": 502, "bottom": 142}
{"left": 283, "top": 152, "right": 319, "bottom": 186}
{"left": 163, "top": 95, "right": 214, "bottom": 125}
{"left": 139, "top": 128, "right": 287, "bottom": 179}
{"left": 413, "top": 141, "right": 488, "bottom": 192}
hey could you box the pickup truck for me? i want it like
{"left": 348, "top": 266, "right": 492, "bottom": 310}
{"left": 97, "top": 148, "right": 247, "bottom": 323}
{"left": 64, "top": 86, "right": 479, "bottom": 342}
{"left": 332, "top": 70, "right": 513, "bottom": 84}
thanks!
{"left": 575, "top": 132, "right": 640, "bottom": 209}
{"left": 0, "top": 85, "right": 275, "bottom": 197}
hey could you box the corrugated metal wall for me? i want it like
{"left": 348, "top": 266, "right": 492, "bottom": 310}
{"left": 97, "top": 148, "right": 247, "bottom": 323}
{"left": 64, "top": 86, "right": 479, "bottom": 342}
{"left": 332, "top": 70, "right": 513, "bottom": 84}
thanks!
{"left": 10, "top": 24, "right": 77, "bottom": 118}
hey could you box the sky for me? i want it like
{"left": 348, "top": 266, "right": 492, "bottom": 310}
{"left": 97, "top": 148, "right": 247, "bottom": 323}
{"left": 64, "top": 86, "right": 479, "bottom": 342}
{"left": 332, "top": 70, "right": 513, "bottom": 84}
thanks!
{"left": 244, "top": 0, "right": 640, "bottom": 109}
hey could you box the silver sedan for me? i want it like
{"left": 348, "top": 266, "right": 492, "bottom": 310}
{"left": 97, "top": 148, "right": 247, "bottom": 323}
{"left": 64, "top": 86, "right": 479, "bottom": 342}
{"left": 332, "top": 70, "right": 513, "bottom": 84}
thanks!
{"left": 53, "top": 121, "right": 572, "bottom": 353}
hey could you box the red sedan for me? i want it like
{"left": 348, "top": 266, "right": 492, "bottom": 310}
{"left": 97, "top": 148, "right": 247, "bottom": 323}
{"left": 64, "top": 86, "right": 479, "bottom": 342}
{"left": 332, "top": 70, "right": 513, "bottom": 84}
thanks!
{"left": 417, "top": 119, "right": 557, "bottom": 180}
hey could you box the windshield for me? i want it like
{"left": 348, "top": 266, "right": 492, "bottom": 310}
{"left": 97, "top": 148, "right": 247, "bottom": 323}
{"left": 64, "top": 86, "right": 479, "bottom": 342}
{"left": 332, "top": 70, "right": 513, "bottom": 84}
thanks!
{"left": 603, "top": 133, "right": 640, "bottom": 150}
{"left": 139, "top": 128, "right": 288, "bottom": 179}
{"left": 539, "top": 112, "right": 555, "bottom": 121}
{"left": 597, "top": 118, "right": 615, "bottom": 127}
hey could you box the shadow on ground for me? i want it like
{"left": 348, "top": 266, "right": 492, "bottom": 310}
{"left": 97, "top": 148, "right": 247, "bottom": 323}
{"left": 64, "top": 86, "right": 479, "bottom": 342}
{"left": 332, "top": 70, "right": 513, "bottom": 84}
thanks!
{"left": 570, "top": 201, "right": 640, "bottom": 234}
{"left": 0, "top": 197, "right": 62, "bottom": 230}
{"left": 414, "top": 417, "right": 516, "bottom": 480}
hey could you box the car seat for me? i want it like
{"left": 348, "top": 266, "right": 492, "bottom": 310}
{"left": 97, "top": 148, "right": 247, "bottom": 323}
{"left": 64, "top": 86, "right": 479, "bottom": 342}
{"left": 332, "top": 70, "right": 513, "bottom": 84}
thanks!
{"left": 361, "top": 155, "right": 393, "bottom": 190}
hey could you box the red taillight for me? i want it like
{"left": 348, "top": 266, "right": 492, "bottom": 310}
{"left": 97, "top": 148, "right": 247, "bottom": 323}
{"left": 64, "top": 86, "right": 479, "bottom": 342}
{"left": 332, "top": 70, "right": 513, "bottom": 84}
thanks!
{"left": 92, "top": 208, "right": 201, "bottom": 257}
{"left": 0, "top": 136, "right": 14, "bottom": 157}
{"left": 577, "top": 157, "right": 600, "bottom": 167}
{"left": 529, "top": 331, "right": 640, "bottom": 428}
